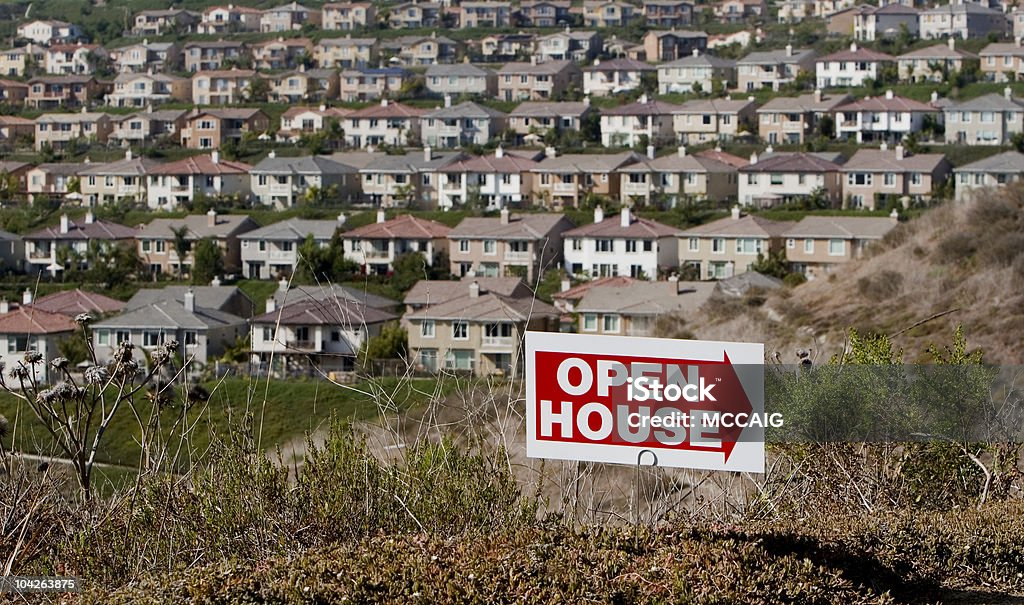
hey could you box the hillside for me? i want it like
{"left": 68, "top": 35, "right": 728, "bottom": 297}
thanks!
{"left": 677, "top": 189, "right": 1024, "bottom": 365}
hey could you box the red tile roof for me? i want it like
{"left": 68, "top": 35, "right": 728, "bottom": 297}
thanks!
{"left": 28, "top": 288, "right": 125, "bottom": 317}
{"left": 342, "top": 214, "right": 451, "bottom": 239}
{"left": 0, "top": 307, "right": 77, "bottom": 335}
{"left": 147, "top": 154, "right": 252, "bottom": 176}
{"left": 563, "top": 212, "right": 681, "bottom": 238}
{"left": 695, "top": 148, "right": 749, "bottom": 168}
{"left": 346, "top": 101, "right": 427, "bottom": 119}
{"left": 834, "top": 94, "right": 936, "bottom": 112}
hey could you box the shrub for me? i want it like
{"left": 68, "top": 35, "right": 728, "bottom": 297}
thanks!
{"left": 936, "top": 232, "right": 977, "bottom": 264}
{"left": 856, "top": 270, "right": 903, "bottom": 302}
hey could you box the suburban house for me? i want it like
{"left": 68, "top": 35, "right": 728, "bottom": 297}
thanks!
{"left": 260, "top": 2, "right": 322, "bottom": 32}
{"left": 107, "top": 73, "right": 190, "bottom": 107}
{"left": 0, "top": 79, "right": 29, "bottom": 104}
{"left": 979, "top": 41, "right": 1024, "bottom": 82}
{"left": 0, "top": 46, "right": 38, "bottom": 78}
{"left": 448, "top": 208, "right": 574, "bottom": 280}
{"left": 898, "top": 39, "right": 977, "bottom": 83}
{"left": 314, "top": 36, "right": 378, "bottom": 68}
{"left": 617, "top": 147, "right": 743, "bottom": 206}
{"left": 251, "top": 296, "right": 395, "bottom": 375}
{"left": 132, "top": 8, "right": 200, "bottom": 36}
{"left": 459, "top": 1, "right": 514, "bottom": 27}
{"left": 573, "top": 279, "right": 713, "bottom": 336}
{"left": 600, "top": 98, "right": 682, "bottom": 148}
{"left": 266, "top": 68, "right": 340, "bottom": 103}
{"left": 126, "top": 285, "right": 255, "bottom": 318}
{"left": 782, "top": 214, "right": 898, "bottom": 278}
{"left": 535, "top": 29, "right": 601, "bottom": 63}
{"left": 179, "top": 108, "right": 269, "bottom": 150}
{"left": 26, "top": 75, "right": 106, "bottom": 108}
{"left": 919, "top": 1, "right": 1008, "bottom": 40}
{"left": 0, "top": 229, "right": 22, "bottom": 272}
{"left": 182, "top": 40, "right": 249, "bottom": 72}
{"left": 840, "top": 145, "right": 950, "bottom": 209}
{"left": 25, "top": 288, "right": 125, "bottom": 318}
{"left": 953, "top": 150, "right": 1024, "bottom": 202}
{"left": 109, "top": 109, "right": 189, "bottom": 147}
{"left": 91, "top": 290, "right": 248, "bottom": 370}
{"left": 16, "top": 20, "right": 84, "bottom": 46}
{"left": 322, "top": 2, "right": 376, "bottom": 29}
{"left": 276, "top": 105, "right": 350, "bottom": 143}
{"left": 832, "top": 91, "right": 939, "bottom": 143}
{"left": 23, "top": 213, "right": 139, "bottom": 276}
{"left": 240, "top": 217, "right": 345, "bottom": 279}
{"left": 644, "top": 0, "right": 694, "bottom": 27}
{"left": 109, "top": 40, "right": 180, "bottom": 73}
{"left": 421, "top": 101, "right": 507, "bottom": 148}
{"left": 137, "top": 211, "right": 258, "bottom": 277}
{"left": 197, "top": 5, "right": 263, "bottom": 34}
{"left": 0, "top": 305, "right": 77, "bottom": 383}
{"left": 506, "top": 101, "right": 591, "bottom": 145}
{"left": 338, "top": 67, "right": 409, "bottom": 101}
{"left": 43, "top": 43, "right": 108, "bottom": 75}
{"left": 342, "top": 100, "right": 425, "bottom": 148}
{"left": 190, "top": 68, "right": 256, "bottom": 105}
{"left": 379, "top": 34, "right": 459, "bottom": 66}
{"left": 387, "top": 2, "right": 442, "bottom": 28}
{"left": 25, "top": 163, "right": 89, "bottom": 201}
{"left": 657, "top": 51, "right": 736, "bottom": 95}
{"left": 778, "top": 0, "right": 816, "bottom": 22}
{"left": 78, "top": 150, "right": 155, "bottom": 206}
{"left": 738, "top": 151, "right": 845, "bottom": 208}
{"left": 357, "top": 148, "right": 464, "bottom": 207}
{"left": 496, "top": 60, "right": 582, "bottom": 101}
{"left": 340, "top": 211, "right": 451, "bottom": 274}
{"left": 713, "top": 0, "right": 768, "bottom": 21}
{"left": 249, "top": 152, "right": 359, "bottom": 208}
{"left": 0, "top": 161, "right": 31, "bottom": 196}
{"left": 642, "top": 30, "right": 708, "bottom": 62}
{"left": 737, "top": 46, "right": 816, "bottom": 91}
{"left": 944, "top": 90, "right": 1024, "bottom": 146}
{"left": 145, "top": 153, "right": 252, "bottom": 210}
{"left": 250, "top": 37, "right": 314, "bottom": 70}
{"left": 757, "top": 90, "right": 852, "bottom": 145}
{"left": 481, "top": 33, "right": 537, "bottom": 60}
{"left": 405, "top": 279, "right": 558, "bottom": 375}
{"left": 816, "top": 43, "right": 896, "bottom": 89}
{"left": 530, "top": 151, "right": 644, "bottom": 209}
{"left": 562, "top": 207, "right": 681, "bottom": 279}
{"left": 0, "top": 115, "right": 34, "bottom": 143}
{"left": 583, "top": 0, "right": 638, "bottom": 27}
{"left": 437, "top": 148, "right": 540, "bottom": 210}
{"left": 672, "top": 97, "right": 757, "bottom": 144}
{"left": 853, "top": 4, "right": 920, "bottom": 41}
{"left": 518, "top": 0, "right": 572, "bottom": 26}
{"left": 34, "top": 112, "right": 114, "bottom": 151}
{"left": 679, "top": 207, "right": 787, "bottom": 280}
{"left": 583, "top": 58, "right": 656, "bottom": 97}
{"left": 424, "top": 64, "right": 497, "bottom": 97}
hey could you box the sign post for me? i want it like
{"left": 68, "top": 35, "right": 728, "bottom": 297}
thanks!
{"left": 525, "top": 332, "right": 766, "bottom": 473}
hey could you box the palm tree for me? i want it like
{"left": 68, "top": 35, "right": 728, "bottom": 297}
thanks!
{"left": 170, "top": 225, "right": 191, "bottom": 280}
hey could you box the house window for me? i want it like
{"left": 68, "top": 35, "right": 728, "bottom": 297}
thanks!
{"left": 262, "top": 327, "right": 274, "bottom": 341}
{"left": 7, "top": 335, "right": 28, "bottom": 353}
{"left": 571, "top": 238, "right": 582, "bottom": 251}
{"left": 735, "top": 238, "right": 762, "bottom": 255}
{"left": 421, "top": 320, "right": 435, "bottom": 338}
{"left": 156, "top": 241, "right": 166, "bottom": 253}
{"left": 910, "top": 173, "right": 922, "bottom": 186}
{"left": 483, "top": 240, "right": 496, "bottom": 255}
{"left": 688, "top": 237, "right": 699, "bottom": 252}
{"left": 96, "top": 330, "right": 110, "bottom": 346}
{"left": 142, "top": 240, "right": 151, "bottom": 252}
{"left": 804, "top": 239, "right": 814, "bottom": 254}
{"left": 582, "top": 313, "right": 597, "bottom": 331}
{"left": 828, "top": 239, "right": 846, "bottom": 256}
{"left": 625, "top": 240, "right": 638, "bottom": 252}
{"left": 787, "top": 238, "right": 795, "bottom": 249}
{"left": 452, "top": 321, "right": 468, "bottom": 340}
{"left": 712, "top": 238, "right": 725, "bottom": 253}
{"left": 459, "top": 240, "right": 469, "bottom": 253}
{"left": 595, "top": 239, "right": 614, "bottom": 252}
{"left": 884, "top": 173, "right": 895, "bottom": 187}
{"left": 116, "top": 330, "right": 130, "bottom": 344}
{"left": 184, "top": 331, "right": 198, "bottom": 346}
{"left": 143, "top": 331, "right": 161, "bottom": 347}
{"left": 602, "top": 314, "right": 620, "bottom": 333}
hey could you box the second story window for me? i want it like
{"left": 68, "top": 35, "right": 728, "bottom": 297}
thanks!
{"left": 421, "top": 320, "right": 435, "bottom": 338}
{"left": 596, "top": 239, "right": 613, "bottom": 252}
{"left": 483, "top": 240, "right": 496, "bottom": 254}
{"left": 458, "top": 240, "right": 469, "bottom": 253}
{"left": 452, "top": 321, "right": 468, "bottom": 340}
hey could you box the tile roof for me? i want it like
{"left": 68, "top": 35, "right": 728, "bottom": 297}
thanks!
{"left": 242, "top": 218, "right": 342, "bottom": 241}
{"left": 424, "top": 101, "right": 507, "bottom": 120}
{"left": 660, "top": 53, "right": 736, "bottom": 68}
{"left": 575, "top": 280, "right": 714, "bottom": 315}
{"left": 127, "top": 286, "right": 250, "bottom": 314}
{"left": 532, "top": 151, "right": 644, "bottom": 173}
{"left": 618, "top": 152, "right": 738, "bottom": 174}
{"left": 674, "top": 97, "right": 756, "bottom": 113}
{"left": 818, "top": 45, "right": 896, "bottom": 63}
{"left": 78, "top": 156, "right": 156, "bottom": 176}
{"left": 681, "top": 214, "right": 789, "bottom": 237}
{"left": 898, "top": 42, "right": 976, "bottom": 60}
{"left": 550, "top": 275, "right": 635, "bottom": 301}
{"left": 840, "top": 149, "right": 947, "bottom": 173}
{"left": 782, "top": 216, "right": 897, "bottom": 240}
{"left": 345, "top": 101, "right": 427, "bottom": 119}
{"left": 250, "top": 155, "right": 357, "bottom": 175}
{"left": 449, "top": 213, "right": 572, "bottom": 240}
{"left": 834, "top": 94, "right": 937, "bottom": 113}
{"left": 405, "top": 285, "right": 557, "bottom": 322}
{"left": 425, "top": 63, "right": 495, "bottom": 77}
{"left": 146, "top": 154, "right": 252, "bottom": 176}
{"left": 601, "top": 99, "right": 683, "bottom": 116}
{"left": 695, "top": 148, "right": 749, "bottom": 168}
{"left": 341, "top": 214, "right": 451, "bottom": 239}
{"left": 563, "top": 211, "right": 681, "bottom": 238}
{"left": 281, "top": 106, "right": 352, "bottom": 120}
{"left": 185, "top": 108, "right": 265, "bottom": 121}
{"left": 273, "top": 283, "right": 398, "bottom": 310}
{"left": 25, "top": 217, "right": 138, "bottom": 242}
{"left": 497, "top": 60, "right": 578, "bottom": 75}
{"left": 946, "top": 92, "right": 1024, "bottom": 112}
{"left": 405, "top": 276, "right": 531, "bottom": 306}
{"left": 741, "top": 152, "right": 842, "bottom": 173}
{"left": 584, "top": 58, "right": 655, "bottom": 72}
{"left": 508, "top": 101, "right": 590, "bottom": 118}
{"left": 27, "top": 288, "right": 125, "bottom": 316}
{"left": 738, "top": 48, "right": 815, "bottom": 65}
{"left": 139, "top": 214, "right": 257, "bottom": 240}
{"left": 0, "top": 307, "right": 77, "bottom": 335}
{"left": 93, "top": 299, "right": 245, "bottom": 330}
{"left": 252, "top": 297, "right": 395, "bottom": 327}
{"left": 190, "top": 69, "right": 256, "bottom": 78}
{"left": 440, "top": 152, "right": 538, "bottom": 174}
{"left": 757, "top": 91, "right": 852, "bottom": 113}
{"left": 953, "top": 150, "right": 1024, "bottom": 173}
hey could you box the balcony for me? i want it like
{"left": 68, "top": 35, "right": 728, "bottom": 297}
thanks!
{"left": 287, "top": 340, "right": 319, "bottom": 351}
{"left": 363, "top": 248, "right": 389, "bottom": 259}
{"left": 269, "top": 183, "right": 293, "bottom": 195}
{"left": 553, "top": 182, "right": 576, "bottom": 193}
{"left": 504, "top": 250, "right": 530, "bottom": 261}
{"left": 268, "top": 250, "right": 295, "bottom": 261}
{"left": 481, "top": 336, "right": 514, "bottom": 350}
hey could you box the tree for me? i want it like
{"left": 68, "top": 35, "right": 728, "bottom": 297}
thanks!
{"left": 358, "top": 321, "right": 408, "bottom": 364}
{"left": 192, "top": 238, "right": 223, "bottom": 285}
{"left": 749, "top": 248, "right": 790, "bottom": 280}
{"left": 390, "top": 252, "right": 433, "bottom": 292}
{"left": 294, "top": 234, "right": 329, "bottom": 284}
{"left": 170, "top": 225, "right": 191, "bottom": 279}
{"left": 244, "top": 77, "right": 270, "bottom": 103}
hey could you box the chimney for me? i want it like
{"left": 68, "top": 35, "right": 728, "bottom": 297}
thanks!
{"left": 885, "top": 89, "right": 894, "bottom": 100}
{"left": 646, "top": 145, "right": 655, "bottom": 160}
{"left": 207, "top": 208, "right": 217, "bottom": 227}
{"left": 380, "top": 98, "right": 388, "bottom": 107}
{"left": 560, "top": 278, "right": 571, "bottom": 292}
{"left": 444, "top": 94, "right": 451, "bottom": 108}
{"left": 531, "top": 55, "right": 538, "bottom": 65}
{"left": 1006, "top": 86, "right": 1013, "bottom": 100}
{"left": 211, "top": 150, "right": 220, "bottom": 164}
{"left": 786, "top": 43, "right": 793, "bottom": 57}
{"left": 545, "top": 146, "right": 557, "bottom": 158}
{"left": 692, "top": 48, "right": 699, "bottom": 57}
{"left": 211, "top": 276, "right": 221, "bottom": 286}
{"left": 184, "top": 288, "right": 195, "bottom": 313}
{"left": 678, "top": 145, "right": 687, "bottom": 157}
{"left": 765, "top": 144, "right": 774, "bottom": 154}
{"left": 948, "top": 37, "right": 955, "bottom": 51}
{"left": 376, "top": 208, "right": 386, "bottom": 223}
{"left": 583, "top": 95, "right": 591, "bottom": 107}
{"left": 731, "top": 205, "right": 741, "bottom": 220}
{"left": 319, "top": 104, "right": 326, "bottom": 111}
{"left": 500, "top": 208, "right": 510, "bottom": 225}
{"left": 278, "top": 277, "right": 288, "bottom": 292}
{"left": 895, "top": 144, "right": 904, "bottom": 161}
{"left": 750, "top": 152, "right": 758, "bottom": 165}
{"left": 266, "top": 296, "right": 276, "bottom": 313}
{"left": 814, "top": 88, "right": 822, "bottom": 103}
{"left": 931, "top": 91, "right": 939, "bottom": 104}
{"left": 594, "top": 58, "right": 601, "bottom": 67}
{"left": 639, "top": 93, "right": 649, "bottom": 104}
{"left": 850, "top": 42, "right": 857, "bottom": 53}
{"left": 268, "top": 149, "right": 276, "bottom": 158}
{"left": 1018, "top": 37, "right": 1023, "bottom": 48}
{"left": 22, "top": 289, "right": 32, "bottom": 305}
{"left": 60, "top": 214, "right": 69, "bottom": 234}
{"left": 337, "top": 212, "right": 347, "bottom": 225}
{"left": 85, "top": 210, "right": 94, "bottom": 224}
{"left": 423, "top": 146, "right": 432, "bottom": 162}
{"left": 469, "top": 280, "right": 480, "bottom": 298}
{"left": 619, "top": 207, "right": 631, "bottom": 228}
{"left": 594, "top": 206, "right": 604, "bottom": 223}
{"left": 0, "top": 299, "right": 8, "bottom": 314}
{"left": 125, "top": 149, "right": 133, "bottom": 161}
{"left": 880, "top": 141, "right": 888, "bottom": 151}
{"left": 889, "top": 208, "right": 900, "bottom": 223}
{"left": 495, "top": 145, "right": 504, "bottom": 159}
